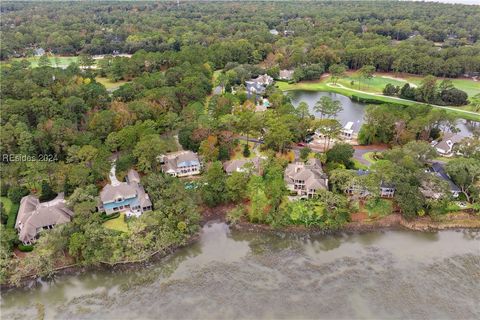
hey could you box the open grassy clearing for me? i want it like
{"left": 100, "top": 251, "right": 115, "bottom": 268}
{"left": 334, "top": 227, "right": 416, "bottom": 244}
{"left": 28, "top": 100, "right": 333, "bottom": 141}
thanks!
{"left": 338, "top": 71, "right": 410, "bottom": 94}
{"left": 362, "top": 152, "right": 378, "bottom": 164}
{"left": 231, "top": 140, "right": 258, "bottom": 160}
{"left": 96, "top": 77, "right": 130, "bottom": 90}
{"left": 1, "top": 197, "right": 20, "bottom": 229}
{"left": 103, "top": 213, "right": 129, "bottom": 232}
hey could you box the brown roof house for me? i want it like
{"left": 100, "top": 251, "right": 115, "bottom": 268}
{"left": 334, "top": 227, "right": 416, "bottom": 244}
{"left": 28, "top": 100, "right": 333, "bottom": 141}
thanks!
{"left": 15, "top": 193, "right": 74, "bottom": 244}
{"left": 98, "top": 169, "right": 152, "bottom": 217}
{"left": 223, "top": 157, "right": 263, "bottom": 175}
{"left": 160, "top": 151, "right": 201, "bottom": 177}
{"left": 284, "top": 158, "right": 328, "bottom": 198}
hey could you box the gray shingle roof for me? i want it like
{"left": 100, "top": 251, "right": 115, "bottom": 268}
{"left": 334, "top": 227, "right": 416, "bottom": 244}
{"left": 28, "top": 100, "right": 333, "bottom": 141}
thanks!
{"left": 223, "top": 157, "right": 261, "bottom": 174}
{"left": 100, "top": 183, "right": 137, "bottom": 204}
{"left": 16, "top": 193, "right": 73, "bottom": 243}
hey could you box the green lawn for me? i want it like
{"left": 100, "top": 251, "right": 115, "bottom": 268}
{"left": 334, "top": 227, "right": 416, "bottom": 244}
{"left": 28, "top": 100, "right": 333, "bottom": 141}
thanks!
{"left": 96, "top": 77, "right": 130, "bottom": 90}
{"left": 362, "top": 152, "right": 378, "bottom": 164}
{"left": 365, "top": 198, "right": 393, "bottom": 218}
{"left": 231, "top": 141, "right": 257, "bottom": 160}
{"left": 1, "top": 197, "right": 13, "bottom": 213}
{"left": 103, "top": 213, "right": 129, "bottom": 232}
{"left": 352, "top": 159, "right": 368, "bottom": 170}
{"left": 338, "top": 72, "right": 409, "bottom": 94}
{"left": 1, "top": 197, "right": 20, "bottom": 229}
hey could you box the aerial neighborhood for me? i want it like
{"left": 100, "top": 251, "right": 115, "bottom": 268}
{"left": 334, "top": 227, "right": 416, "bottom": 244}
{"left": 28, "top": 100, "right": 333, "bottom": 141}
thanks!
{"left": 9, "top": 64, "right": 476, "bottom": 247}
{"left": 1, "top": 0, "right": 479, "bottom": 294}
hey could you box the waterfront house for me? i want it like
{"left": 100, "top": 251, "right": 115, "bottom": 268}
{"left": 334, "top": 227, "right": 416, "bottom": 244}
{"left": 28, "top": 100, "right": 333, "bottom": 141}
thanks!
{"left": 421, "top": 162, "right": 460, "bottom": 199}
{"left": 340, "top": 122, "right": 354, "bottom": 140}
{"left": 431, "top": 132, "right": 463, "bottom": 156}
{"left": 15, "top": 193, "right": 74, "bottom": 244}
{"left": 99, "top": 169, "right": 152, "bottom": 217}
{"left": 160, "top": 151, "right": 201, "bottom": 177}
{"left": 346, "top": 170, "right": 395, "bottom": 198}
{"left": 284, "top": 158, "right": 328, "bottom": 198}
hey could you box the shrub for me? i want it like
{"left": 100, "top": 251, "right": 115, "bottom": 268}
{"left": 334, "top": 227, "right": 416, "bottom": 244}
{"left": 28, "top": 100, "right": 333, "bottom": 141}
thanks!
{"left": 18, "top": 244, "right": 34, "bottom": 252}
{"left": 242, "top": 144, "right": 251, "bottom": 158}
{"left": 100, "top": 212, "right": 121, "bottom": 221}
{"left": 39, "top": 181, "right": 57, "bottom": 202}
{"left": 365, "top": 198, "right": 392, "bottom": 218}
{"left": 0, "top": 183, "right": 9, "bottom": 197}
{"left": 8, "top": 186, "right": 29, "bottom": 204}
{"left": 226, "top": 206, "right": 245, "bottom": 224}
{"left": 300, "top": 147, "right": 311, "bottom": 162}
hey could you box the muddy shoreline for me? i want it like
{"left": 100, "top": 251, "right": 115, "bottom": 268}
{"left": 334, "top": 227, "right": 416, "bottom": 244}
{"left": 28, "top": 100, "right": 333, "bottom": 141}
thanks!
{"left": 2, "top": 209, "right": 479, "bottom": 291}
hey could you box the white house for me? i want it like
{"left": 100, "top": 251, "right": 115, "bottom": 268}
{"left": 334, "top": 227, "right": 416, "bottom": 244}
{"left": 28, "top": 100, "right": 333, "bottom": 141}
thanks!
{"left": 431, "top": 132, "right": 463, "bottom": 156}
{"left": 340, "top": 122, "right": 354, "bottom": 140}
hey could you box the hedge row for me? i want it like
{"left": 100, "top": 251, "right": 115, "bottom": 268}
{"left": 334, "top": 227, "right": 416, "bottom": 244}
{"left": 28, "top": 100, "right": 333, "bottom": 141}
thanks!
{"left": 100, "top": 212, "right": 121, "bottom": 222}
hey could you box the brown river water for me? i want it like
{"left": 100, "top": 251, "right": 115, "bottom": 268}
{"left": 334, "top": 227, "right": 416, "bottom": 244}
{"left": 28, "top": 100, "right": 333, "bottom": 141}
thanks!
{"left": 1, "top": 222, "right": 479, "bottom": 319}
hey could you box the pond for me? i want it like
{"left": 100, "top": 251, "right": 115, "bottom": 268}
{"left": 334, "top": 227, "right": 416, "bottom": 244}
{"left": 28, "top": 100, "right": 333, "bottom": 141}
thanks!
{"left": 2, "top": 222, "right": 479, "bottom": 319}
{"left": 287, "top": 90, "right": 478, "bottom": 136}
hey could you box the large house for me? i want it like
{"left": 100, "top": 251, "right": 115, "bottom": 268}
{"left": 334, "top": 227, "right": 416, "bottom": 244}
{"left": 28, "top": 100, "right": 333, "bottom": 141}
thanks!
{"left": 431, "top": 132, "right": 463, "bottom": 156}
{"left": 160, "top": 151, "right": 201, "bottom": 177}
{"left": 223, "top": 157, "right": 262, "bottom": 175}
{"left": 245, "top": 74, "right": 274, "bottom": 98}
{"left": 284, "top": 158, "right": 329, "bottom": 198}
{"left": 15, "top": 193, "right": 74, "bottom": 244}
{"left": 421, "top": 162, "right": 460, "bottom": 199}
{"left": 99, "top": 169, "right": 152, "bottom": 217}
{"left": 346, "top": 170, "right": 395, "bottom": 198}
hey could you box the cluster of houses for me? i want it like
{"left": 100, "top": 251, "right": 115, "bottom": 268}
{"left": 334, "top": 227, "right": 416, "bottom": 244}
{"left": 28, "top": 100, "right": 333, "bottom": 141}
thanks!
{"left": 344, "top": 161, "right": 460, "bottom": 200}
{"left": 13, "top": 129, "right": 466, "bottom": 245}
{"left": 13, "top": 107, "right": 469, "bottom": 246}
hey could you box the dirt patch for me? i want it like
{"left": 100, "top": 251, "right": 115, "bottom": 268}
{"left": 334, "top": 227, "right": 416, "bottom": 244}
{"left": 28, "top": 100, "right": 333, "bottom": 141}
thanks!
{"left": 201, "top": 203, "right": 235, "bottom": 224}
{"left": 350, "top": 212, "right": 368, "bottom": 222}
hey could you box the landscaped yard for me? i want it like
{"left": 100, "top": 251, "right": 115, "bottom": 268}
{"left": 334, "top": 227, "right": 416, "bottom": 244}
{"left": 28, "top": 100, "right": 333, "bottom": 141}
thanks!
{"left": 365, "top": 198, "right": 393, "bottom": 218}
{"left": 103, "top": 213, "right": 129, "bottom": 232}
{"left": 352, "top": 159, "right": 368, "bottom": 170}
{"left": 96, "top": 77, "right": 130, "bottom": 90}
{"left": 362, "top": 152, "right": 378, "bottom": 164}
{"left": 1, "top": 196, "right": 19, "bottom": 229}
{"left": 231, "top": 140, "right": 258, "bottom": 160}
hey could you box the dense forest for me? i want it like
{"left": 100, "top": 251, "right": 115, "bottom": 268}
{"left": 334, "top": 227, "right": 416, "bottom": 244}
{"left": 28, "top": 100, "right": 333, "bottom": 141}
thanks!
{"left": 1, "top": 1, "right": 480, "bottom": 77}
{"left": 1, "top": 1, "right": 479, "bottom": 286}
